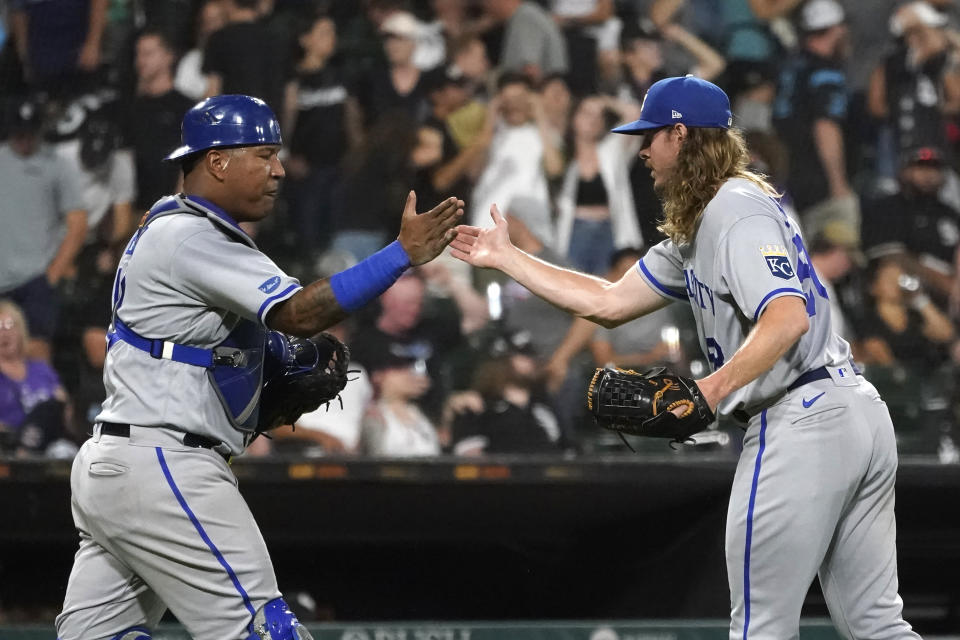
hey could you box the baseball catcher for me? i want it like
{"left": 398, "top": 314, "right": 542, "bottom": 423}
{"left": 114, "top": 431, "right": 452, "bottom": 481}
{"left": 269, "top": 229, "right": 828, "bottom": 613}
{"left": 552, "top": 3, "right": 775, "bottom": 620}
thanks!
{"left": 587, "top": 366, "right": 715, "bottom": 446}
{"left": 257, "top": 331, "right": 351, "bottom": 434}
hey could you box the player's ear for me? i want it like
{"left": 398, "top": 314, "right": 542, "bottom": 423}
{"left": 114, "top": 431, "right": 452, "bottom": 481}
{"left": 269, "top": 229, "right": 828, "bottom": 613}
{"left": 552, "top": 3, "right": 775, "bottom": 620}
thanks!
{"left": 674, "top": 123, "right": 687, "bottom": 145}
{"left": 205, "top": 148, "right": 232, "bottom": 181}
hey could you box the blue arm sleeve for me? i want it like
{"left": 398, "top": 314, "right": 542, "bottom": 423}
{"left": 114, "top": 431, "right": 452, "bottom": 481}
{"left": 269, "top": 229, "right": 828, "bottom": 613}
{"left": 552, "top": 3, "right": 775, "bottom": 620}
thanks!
{"left": 329, "top": 241, "right": 411, "bottom": 312}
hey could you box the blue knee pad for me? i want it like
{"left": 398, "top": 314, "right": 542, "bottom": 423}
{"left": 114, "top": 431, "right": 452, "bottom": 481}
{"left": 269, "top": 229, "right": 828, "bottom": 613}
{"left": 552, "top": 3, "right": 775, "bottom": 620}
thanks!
{"left": 109, "top": 627, "right": 152, "bottom": 640}
{"left": 248, "top": 597, "right": 313, "bottom": 640}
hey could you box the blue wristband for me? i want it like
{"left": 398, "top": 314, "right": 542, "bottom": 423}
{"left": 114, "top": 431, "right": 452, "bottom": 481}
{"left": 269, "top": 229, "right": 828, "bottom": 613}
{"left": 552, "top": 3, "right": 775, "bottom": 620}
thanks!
{"left": 329, "top": 241, "right": 411, "bottom": 312}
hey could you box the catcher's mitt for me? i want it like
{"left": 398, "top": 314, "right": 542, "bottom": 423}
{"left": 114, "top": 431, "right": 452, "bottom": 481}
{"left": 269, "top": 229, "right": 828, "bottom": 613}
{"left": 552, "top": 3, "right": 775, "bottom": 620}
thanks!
{"left": 256, "top": 332, "right": 351, "bottom": 434}
{"left": 587, "top": 366, "right": 715, "bottom": 446}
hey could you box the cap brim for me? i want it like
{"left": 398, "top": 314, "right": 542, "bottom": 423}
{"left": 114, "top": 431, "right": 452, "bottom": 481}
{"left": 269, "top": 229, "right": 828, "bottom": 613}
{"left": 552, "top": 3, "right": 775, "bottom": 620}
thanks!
{"left": 611, "top": 119, "right": 663, "bottom": 135}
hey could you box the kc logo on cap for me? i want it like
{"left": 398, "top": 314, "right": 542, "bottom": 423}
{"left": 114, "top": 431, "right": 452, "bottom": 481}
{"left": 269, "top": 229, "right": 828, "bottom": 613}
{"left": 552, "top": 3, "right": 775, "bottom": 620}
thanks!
{"left": 612, "top": 76, "right": 732, "bottom": 135}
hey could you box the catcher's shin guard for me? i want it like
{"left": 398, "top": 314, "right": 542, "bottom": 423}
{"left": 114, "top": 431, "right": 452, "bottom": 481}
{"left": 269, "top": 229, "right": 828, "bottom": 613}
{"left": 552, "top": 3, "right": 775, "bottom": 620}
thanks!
{"left": 248, "top": 597, "right": 313, "bottom": 640}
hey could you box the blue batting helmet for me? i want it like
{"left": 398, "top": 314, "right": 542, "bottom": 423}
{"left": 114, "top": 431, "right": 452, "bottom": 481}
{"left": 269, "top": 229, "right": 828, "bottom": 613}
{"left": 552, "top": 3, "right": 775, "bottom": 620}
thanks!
{"left": 164, "top": 94, "right": 282, "bottom": 162}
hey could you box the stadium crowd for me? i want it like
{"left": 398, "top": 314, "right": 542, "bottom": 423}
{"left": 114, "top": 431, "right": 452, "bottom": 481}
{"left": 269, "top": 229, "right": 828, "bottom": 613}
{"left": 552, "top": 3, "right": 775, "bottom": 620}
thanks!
{"left": 1, "top": 0, "right": 960, "bottom": 460}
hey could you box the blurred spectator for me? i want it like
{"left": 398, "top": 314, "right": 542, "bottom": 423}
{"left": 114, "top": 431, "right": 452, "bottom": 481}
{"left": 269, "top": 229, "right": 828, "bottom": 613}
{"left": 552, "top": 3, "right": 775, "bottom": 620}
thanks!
{"left": 124, "top": 30, "right": 193, "bottom": 213}
{"left": 483, "top": 0, "right": 569, "bottom": 84}
{"left": 590, "top": 248, "right": 689, "bottom": 370}
{"left": 613, "top": 20, "right": 666, "bottom": 104}
{"left": 858, "top": 259, "right": 955, "bottom": 369}
{"left": 868, "top": 1, "right": 960, "bottom": 178}
{"left": 419, "top": 259, "right": 490, "bottom": 337}
{"left": 719, "top": 0, "right": 784, "bottom": 74}
{"left": 808, "top": 220, "right": 863, "bottom": 342}
{"left": 415, "top": 68, "right": 492, "bottom": 209}
{"left": 349, "top": 272, "right": 462, "bottom": 419}
{"left": 55, "top": 111, "right": 135, "bottom": 252}
{"left": 203, "top": 0, "right": 290, "bottom": 114}
{"left": 862, "top": 145, "right": 960, "bottom": 303}
{"left": 498, "top": 215, "right": 577, "bottom": 361}
{"left": 410, "top": 0, "right": 452, "bottom": 72}
{"left": 555, "top": 95, "right": 642, "bottom": 274}
{"left": 10, "top": 0, "right": 106, "bottom": 96}
{"left": 332, "top": 111, "right": 418, "bottom": 261}
{"left": 448, "top": 343, "right": 563, "bottom": 456}
{"left": 174, "top": 0, "right": 228, "bottom": 101}
{"left": 449, "top": 34, "right": 494, "bottom": 99}
{"left": 0, "top": 98, "right": 87, "bottom": 361}
{"left": 727, "top": 62, "right": 778, "bottom": 133}
{"left": 773, "top": 0, "right": 858, "bottom": 237}
{"left": 550, "top": 0, "right": 617, "bottom": 95}
{"left": 361, "top": 351, "right": 440, "bottom": 457}
{"left": 355, "top": 11, "right": 437, "bottom": 126}
{"left": 744, "top": 129, "right": 795, "bottom": 213}
{"left": 837, "top": 0, "right": 902, "bottom": 182}
{"left": 614, "top": 18, "right": 725, "bottom": 115}
{"left": 67, "top": 248, "right": 113, "bottom": 438}
{"left": 491, "top": 214, "right": 584, "bottom": 445}
{"left": 0, "top": 299, "right": 73, "bottom": 458}
{"left": 469, "top": 73, "right": 560, "bottom": 247}
{"left": 281, "top": 11, "right": 361, "bottom": 262}
{"left": 538, "top": 73, "right": 572, "bottom": 153}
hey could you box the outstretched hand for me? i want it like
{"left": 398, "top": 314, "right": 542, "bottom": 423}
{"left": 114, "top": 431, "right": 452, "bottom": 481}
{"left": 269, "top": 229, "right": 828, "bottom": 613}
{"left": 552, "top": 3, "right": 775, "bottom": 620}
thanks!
{"left": 397, "top": 191, "right": 465, "bottom": 265}
{"left": 449, "top": 204, "right": 513, "bottom": 270}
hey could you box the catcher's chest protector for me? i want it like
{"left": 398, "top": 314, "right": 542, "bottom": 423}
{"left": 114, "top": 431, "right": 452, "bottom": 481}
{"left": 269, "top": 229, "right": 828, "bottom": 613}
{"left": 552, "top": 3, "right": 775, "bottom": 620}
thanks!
{"left": 107, "top": 195, "right": 268, "bottom": 432}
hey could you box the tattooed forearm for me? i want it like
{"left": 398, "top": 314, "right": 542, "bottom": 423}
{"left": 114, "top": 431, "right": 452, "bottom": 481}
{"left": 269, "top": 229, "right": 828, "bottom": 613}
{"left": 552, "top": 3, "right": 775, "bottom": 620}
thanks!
{"left": 266, "top": 279, "right": 349, "bottom": 336}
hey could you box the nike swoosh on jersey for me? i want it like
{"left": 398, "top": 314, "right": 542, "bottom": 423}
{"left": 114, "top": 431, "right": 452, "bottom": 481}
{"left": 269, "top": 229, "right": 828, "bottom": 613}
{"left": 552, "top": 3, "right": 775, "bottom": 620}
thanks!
{"left": 802, "top": 392, "right": 826, "bottom": 408}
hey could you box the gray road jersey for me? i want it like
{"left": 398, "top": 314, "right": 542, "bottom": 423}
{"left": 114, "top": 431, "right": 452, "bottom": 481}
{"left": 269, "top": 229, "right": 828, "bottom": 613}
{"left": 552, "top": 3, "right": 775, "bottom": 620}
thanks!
{"left": 637, "top": 178, "right": 852, "bottom": 416}
{"left": 96, "top": 195, "right": 301, "bottom": 453}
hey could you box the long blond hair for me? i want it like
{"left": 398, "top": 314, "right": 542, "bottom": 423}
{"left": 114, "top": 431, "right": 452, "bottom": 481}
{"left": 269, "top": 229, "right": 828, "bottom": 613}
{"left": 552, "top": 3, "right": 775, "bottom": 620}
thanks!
{"left": 659, "top": 127, "right": 778, "bottom": 245}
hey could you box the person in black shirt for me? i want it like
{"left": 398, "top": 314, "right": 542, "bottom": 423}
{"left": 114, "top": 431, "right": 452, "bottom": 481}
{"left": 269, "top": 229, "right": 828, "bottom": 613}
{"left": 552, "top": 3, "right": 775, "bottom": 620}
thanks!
{"left": 857, "top": 260, "right": 954, "bottom": 376}
{"left": 202, "top": 0, "right": 289, "bottom": 114}
{"left": 867, "top": 2, "right": 960, "bottom": 164}
{"left": 412, "top": 68, "right": 491, "bottom": 212}
{"left": 773, "top": 0, "right": 856, "bottom": 233}
{"left": 449, "top": 336, "right": 563, "bottom": 456}
{"left": 862, "top": 145, "right": 960, "bottom": 304}
{"left": 124, "top": 31, "right": 193, "bottom": 213}
{"left": 355, "top": 11, "right": 437, "bottom": 126}
{"left": 348, "top": 272, "right": 462, "bottom": 420}
{"left": 9, "top": 0, "right": 106, "bottom": 97}
{"left": 282, "top": 12, "right": 361, "bottom": 261}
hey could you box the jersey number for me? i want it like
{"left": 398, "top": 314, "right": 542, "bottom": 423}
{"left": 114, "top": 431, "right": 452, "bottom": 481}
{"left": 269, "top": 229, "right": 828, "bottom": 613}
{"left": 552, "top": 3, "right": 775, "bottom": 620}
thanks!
{"left": 706, "top": 338, "right": 724, "bottom": 370}
{"left": 791, "top": 233, "right": 829, "bottom": 316}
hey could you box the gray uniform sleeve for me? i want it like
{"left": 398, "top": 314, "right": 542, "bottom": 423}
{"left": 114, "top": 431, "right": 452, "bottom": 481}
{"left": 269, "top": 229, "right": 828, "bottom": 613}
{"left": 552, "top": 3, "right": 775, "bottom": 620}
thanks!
{"left": 716, "top": 215, "right": 807, "bottom": 322}
{"left": 170, "top": 229, "right": 301, "bottom": 325}
{"left": 635, "top": 240, "right": 688, "bottom": 302}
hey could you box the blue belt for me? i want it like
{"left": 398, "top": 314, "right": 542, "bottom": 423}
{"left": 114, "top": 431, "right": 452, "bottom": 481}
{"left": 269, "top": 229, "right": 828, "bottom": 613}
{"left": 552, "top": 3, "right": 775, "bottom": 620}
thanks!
{"left": 786, "top": 361, "right": 861, "bottom": 392}
{"left": 733, "top": 361, "right": 861, "bottom": 423}
{"left": 107, "top": 318, "right": 215, "bottom": 368}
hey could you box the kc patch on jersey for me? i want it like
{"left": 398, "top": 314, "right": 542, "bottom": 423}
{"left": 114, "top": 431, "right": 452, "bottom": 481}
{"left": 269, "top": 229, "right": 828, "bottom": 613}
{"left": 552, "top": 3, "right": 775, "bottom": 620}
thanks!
{"left": 259, "top": 275, "right": 281, "bottom": 293}
{"left": 760, "top": 244, "right": 795, "bottom": 279}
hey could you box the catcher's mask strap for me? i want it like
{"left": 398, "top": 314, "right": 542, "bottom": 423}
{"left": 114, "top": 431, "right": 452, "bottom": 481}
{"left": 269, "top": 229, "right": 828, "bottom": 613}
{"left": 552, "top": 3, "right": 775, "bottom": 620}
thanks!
{"left": 108, "top": 317, "right": 215, "bottom": 368}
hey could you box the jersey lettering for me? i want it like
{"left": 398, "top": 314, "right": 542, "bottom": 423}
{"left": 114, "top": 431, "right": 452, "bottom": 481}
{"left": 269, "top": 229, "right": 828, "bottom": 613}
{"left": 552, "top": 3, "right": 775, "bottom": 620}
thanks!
{"left": 684, "top": 269, "right": 715, "bottom": 315}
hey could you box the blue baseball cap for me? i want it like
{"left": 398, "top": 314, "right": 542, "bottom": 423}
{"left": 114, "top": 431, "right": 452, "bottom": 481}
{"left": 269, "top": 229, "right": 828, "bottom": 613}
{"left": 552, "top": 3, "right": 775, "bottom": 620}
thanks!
{"left": 612, "top": 76, "right": 732, "bottom": 135}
